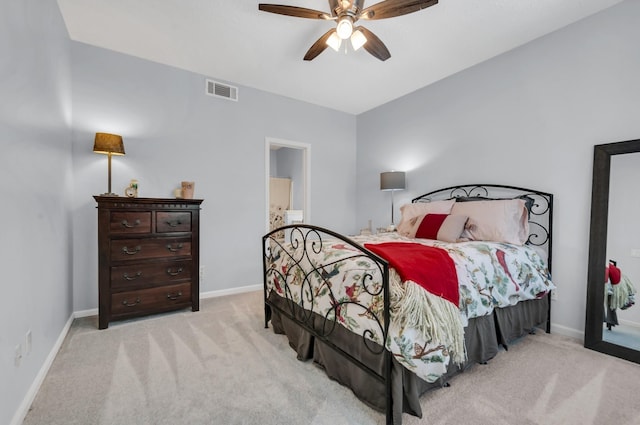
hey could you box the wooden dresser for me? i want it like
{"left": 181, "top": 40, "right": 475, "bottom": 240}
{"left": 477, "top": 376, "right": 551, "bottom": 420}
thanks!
{"left": 94, "top": 196, "right": 203, "bottom": 329}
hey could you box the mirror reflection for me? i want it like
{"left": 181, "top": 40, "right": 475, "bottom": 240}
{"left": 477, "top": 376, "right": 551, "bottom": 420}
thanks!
{"left": 603, "top": 152, "right": 640, "bottom": 350}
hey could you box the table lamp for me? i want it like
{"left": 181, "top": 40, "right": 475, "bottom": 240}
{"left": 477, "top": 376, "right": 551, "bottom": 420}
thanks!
{"left": 93, "top": 132, "right": 125, "bottom": 196}
{"left": 380, "top": 171, "right": 406, "bottom": 230}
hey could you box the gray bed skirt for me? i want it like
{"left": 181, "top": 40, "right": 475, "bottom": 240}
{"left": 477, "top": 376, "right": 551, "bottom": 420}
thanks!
{"left": 267, "top": 292, "right": 549, "bottom": 423}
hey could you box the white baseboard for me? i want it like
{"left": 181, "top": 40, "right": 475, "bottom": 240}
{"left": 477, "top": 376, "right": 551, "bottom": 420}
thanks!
{"left": 550, "top": 323, "right": 584, "bottom": 341}
{"left": 200, "top": 284, "right": 262, "bottom": 299}
{"left": 72, "top": 285, "right": 262, "bottom": 319}
{"left": 10, "top": 313, "right": 75, "bottom": 425}
{"left": 74, "top": 307, "right": 98, "bottom": 318}
{"left": 619, "top": 318, "right": 640, "bottom": 329}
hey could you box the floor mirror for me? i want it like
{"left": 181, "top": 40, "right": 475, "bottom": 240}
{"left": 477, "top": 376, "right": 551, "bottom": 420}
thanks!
{"left": 585, "top": 138, "right": 640, "bottom": 363}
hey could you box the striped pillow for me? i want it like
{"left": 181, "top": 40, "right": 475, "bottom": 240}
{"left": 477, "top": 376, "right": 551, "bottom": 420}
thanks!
{"left": 414, "top": 214, "right": 468, "bottom": 242}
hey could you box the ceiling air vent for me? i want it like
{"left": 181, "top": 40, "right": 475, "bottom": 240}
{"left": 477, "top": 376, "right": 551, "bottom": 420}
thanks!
{"left": 206, "top": 79, "right": 238, "bottom": 101}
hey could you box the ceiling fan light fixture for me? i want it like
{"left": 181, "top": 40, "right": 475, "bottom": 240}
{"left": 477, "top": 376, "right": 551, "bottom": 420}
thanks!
{"left": 336, "top": 16, "right": 353, "bottom": 39}
{"left": 326, "top": 32, "right": 342, "bottom": 51}
{"left": 259, "top": 0, "right": 440, "bottom": 61}
{"left": 350, "top": 29, "right": 367, "bottom": 51}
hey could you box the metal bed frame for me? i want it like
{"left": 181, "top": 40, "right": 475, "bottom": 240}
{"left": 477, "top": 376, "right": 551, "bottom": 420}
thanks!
{"left": 262, "top": 184, "right": 553, "bottom": 424}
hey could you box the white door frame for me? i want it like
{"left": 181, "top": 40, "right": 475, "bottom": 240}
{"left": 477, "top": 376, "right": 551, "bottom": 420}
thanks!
{"left": 265, "top": 137, "right": 311, "bottom": 233}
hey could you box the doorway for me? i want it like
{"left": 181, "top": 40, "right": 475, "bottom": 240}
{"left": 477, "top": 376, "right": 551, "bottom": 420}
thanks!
{"left": 265, "top": 137, "right": 311, "bottom": 234}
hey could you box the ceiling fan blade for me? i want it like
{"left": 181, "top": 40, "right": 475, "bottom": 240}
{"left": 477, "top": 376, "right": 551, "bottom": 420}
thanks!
{"left": 359, "top": 0, "right": 438, "bottom": 20}
{"left": 303, "top": 29, "right": 336, "bottom": 61}
{"left": 358, "top": 26, "right": 391, "bottom": 61}
{"left": 259, "top": 4, "right": 333, "bottom": 20}
{"left": 328, "top": 0, "right": 340, "bottom": 16}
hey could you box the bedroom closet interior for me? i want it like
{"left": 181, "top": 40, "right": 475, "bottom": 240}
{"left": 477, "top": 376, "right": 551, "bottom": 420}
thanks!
{"left": 585, "top": 138, "right": 640, "bottom": 363}
{"left": 267, "top": 140, "right": 309, "bottom": 239}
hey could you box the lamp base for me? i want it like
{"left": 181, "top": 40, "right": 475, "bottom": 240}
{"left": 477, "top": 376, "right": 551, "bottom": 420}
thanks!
{"left": 100, "top": 192, "right": 120, "bottom": 197}
{"left": 386, "top": 224, "right": 396, "bottom": 232}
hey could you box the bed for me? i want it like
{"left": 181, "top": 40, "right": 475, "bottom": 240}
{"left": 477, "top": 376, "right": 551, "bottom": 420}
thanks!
{"left": 262, "top": 184, "right": 554, "bottom": 424}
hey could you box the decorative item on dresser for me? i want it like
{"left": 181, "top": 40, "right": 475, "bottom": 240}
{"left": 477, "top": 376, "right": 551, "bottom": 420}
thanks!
{"left": 94, "top": 196, "right": 203, "bottom": 329}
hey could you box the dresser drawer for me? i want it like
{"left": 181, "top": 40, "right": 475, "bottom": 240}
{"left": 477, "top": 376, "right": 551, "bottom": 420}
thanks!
{"left": 111, "top": 282, "right": 191, "bottom": 316}
{"left": 111, "top": 260, "right": 192, "bottom": 289}
{"left": 156, "top": 212, "right": 191, "bottom": 233}
{"left": 110, "top": 238, "right": 191, "bottom": 261}
{"left": 110, "top": 212, "right": 152, "bottom": 234}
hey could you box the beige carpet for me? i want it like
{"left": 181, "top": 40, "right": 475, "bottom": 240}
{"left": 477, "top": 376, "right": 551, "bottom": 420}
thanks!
{"left": 23, "top": 291, "right": 640, "bottom": 425}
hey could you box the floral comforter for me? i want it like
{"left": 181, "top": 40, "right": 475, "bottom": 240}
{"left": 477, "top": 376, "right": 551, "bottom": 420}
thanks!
{"left": 264, "top": 231, "right": 555, "bottom": 384}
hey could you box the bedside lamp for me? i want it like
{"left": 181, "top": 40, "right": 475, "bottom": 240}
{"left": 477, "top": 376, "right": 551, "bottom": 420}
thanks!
{"left": 380, "top": 171, "right": 406, "bottom": 230}
{"left": 93, "top": 132, "right": 125, "bottom": 196}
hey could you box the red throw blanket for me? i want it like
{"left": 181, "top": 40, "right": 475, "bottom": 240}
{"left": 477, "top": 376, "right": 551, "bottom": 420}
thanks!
{"left": 364, "top": 242, "right": 459, "bottom": 306}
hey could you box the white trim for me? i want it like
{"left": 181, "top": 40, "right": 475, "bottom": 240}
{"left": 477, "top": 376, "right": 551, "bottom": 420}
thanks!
{"left": 618, "top": 318, "right": 640, "bottom": 330}
{"left": 265, "top": 137, "right": 311, "bottom": 233}
{"left": 59, "top": 286, "right": 264, "bottom": 319}
{"left": 200, "top": 284, "right": 262, "bottom": 299}
{"left": 10, "top": 313, "right": 75, "bottom": 425}
{"left": 74, "top": 307, "right": 98, "bottom": 318}
{"left": 550, "top": 323, "right": 584, "bottom": 341}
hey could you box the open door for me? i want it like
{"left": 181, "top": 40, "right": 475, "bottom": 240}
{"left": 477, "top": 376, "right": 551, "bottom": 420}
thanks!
{"left": 265, "top": 138, "right": 311, "bottom": 235}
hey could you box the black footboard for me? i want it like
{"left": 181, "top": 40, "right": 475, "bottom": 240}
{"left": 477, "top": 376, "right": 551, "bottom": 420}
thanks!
{"left": 262, "top": 225, "right": 394, "bottom": 424}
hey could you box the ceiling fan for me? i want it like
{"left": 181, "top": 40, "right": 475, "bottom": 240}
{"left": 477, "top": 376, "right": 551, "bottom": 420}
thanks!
{"left": 258, "top": 0, "right": 438, "bottom": 61}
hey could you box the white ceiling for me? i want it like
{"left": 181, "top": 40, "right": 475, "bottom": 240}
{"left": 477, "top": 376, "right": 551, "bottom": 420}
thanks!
{"left": 57, "top": 0, "right": 624, "bottom": 115}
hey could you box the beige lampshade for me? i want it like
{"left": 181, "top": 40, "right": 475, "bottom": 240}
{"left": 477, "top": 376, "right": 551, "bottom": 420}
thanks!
{"left": 93, "top": 133, "right": 125, "bottom": 155}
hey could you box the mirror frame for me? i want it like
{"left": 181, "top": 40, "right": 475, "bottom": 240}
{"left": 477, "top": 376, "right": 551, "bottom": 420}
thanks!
{"left": 585, "top": 138, "right": 640, "bottom": 363}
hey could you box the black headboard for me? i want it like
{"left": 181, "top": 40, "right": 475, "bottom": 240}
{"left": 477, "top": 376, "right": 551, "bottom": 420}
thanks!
{"left": 412, "top": 184, "right": 554, "bottom": 274}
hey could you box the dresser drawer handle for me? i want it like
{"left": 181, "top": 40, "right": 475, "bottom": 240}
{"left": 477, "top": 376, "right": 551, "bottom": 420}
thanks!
{"left": 123, "top": 271, "right": 143, "bottom": 281}
{"left": 122, "top": 297, "right": 141, "bottom": 307}
{"left": 121, "top": 219, "right": 141, "bottom": 228}
{"left": 167, "top": 291, "right": 182, "bottom": 301}
{"left": 166, "top": 243, "right": 184, "bottom": 253}
{"left": 122, "top": 246, "right": 142, "bottom": 255}
{"left": 166, "top": 220, "right": 183, "bottom": 227}
{"left": 166, "top": 267, "right": 184, "bottom": 276}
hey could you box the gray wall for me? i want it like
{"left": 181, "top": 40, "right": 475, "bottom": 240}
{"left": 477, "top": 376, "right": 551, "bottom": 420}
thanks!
{"left": 356, "top": 0, "right": 640, "bottom": 337}
{"left": 69, "top": 42, "right": 357, "bottom": 311}
{"left": 5, "top": 0, "right": 640, "bottom": 422}
{"left": 0, "top": 1, "right": 72, "bottom": 424}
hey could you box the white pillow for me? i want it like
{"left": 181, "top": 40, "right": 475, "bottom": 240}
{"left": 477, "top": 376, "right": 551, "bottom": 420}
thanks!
{"left": 450, "top": 199, "right": 529, "bottom": 245}
{"left": 396, "top": 200, "right": 456, "bottom": 237}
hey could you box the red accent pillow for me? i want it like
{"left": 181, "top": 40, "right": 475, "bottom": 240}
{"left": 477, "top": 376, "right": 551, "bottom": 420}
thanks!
{"left": 414, "top": 214, "right": 468, "bottom": 242}
{"left": 415, "top": 214, "right": 449, "bottom": 240}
